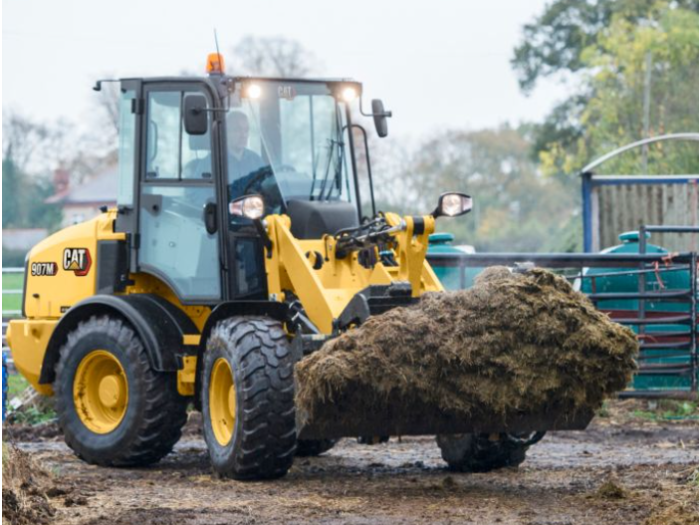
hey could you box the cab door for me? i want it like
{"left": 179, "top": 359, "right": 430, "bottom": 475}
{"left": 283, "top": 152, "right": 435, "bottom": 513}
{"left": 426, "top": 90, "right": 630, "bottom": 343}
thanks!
{"left": 137, "top": 84, "right": 222, "bottom": 302}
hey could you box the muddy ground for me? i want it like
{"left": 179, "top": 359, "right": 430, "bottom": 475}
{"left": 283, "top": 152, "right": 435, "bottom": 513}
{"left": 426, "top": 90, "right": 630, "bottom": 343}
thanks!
{"left": 3, "top": 400, "right": 698, "bottom": 525}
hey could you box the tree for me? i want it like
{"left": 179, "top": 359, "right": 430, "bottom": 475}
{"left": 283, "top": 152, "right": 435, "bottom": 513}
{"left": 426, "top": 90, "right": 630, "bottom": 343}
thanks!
{"left": 2, "top": 157, "right": 61, "bottom": 230}
{"left": 93, "top": 78, "right": 121, "bottom": 146}
{"left": 512, "top": 0, "right": 699, "bottom": 93}
{"left": 2, "top": 158, "right": 24, "bottom": 228}
{"left": 2, "top": 112, "right": 72, "bottom": 174}
{"left": 375, "top": 125, "right": 577, "bottom": 252}
{"left": 536, "top": 4, "right": 699, "bottom": 176}
{"left": 2, "top": 113, "right": 69, "bottom": 231}
{"left": 229, "top": 36, "right": 322, "bottom": 77}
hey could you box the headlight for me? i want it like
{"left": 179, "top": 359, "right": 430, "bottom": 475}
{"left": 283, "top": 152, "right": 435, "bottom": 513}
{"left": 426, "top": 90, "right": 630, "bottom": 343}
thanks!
{"left": 341, "top": 86, "right": 357, "bottom": 102}
{"left": 245, "top": 83, "right": 262, "bottom": 99}
{"left": 433, "top": 192, "right": 472, "bottom": 218}
{"left": 229, "top": 195, "right": 265, "bottom": 220}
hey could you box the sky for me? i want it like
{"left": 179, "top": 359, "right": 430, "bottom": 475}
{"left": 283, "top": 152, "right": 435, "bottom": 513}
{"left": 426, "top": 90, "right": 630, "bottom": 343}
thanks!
{"left": 3, "top": 0, "right": 566, "bottom": 138}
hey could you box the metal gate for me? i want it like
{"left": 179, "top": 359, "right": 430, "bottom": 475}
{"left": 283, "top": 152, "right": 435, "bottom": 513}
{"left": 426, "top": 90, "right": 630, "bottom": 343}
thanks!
{"left": 427, "top": 242, "right": 698, "bottom": 399}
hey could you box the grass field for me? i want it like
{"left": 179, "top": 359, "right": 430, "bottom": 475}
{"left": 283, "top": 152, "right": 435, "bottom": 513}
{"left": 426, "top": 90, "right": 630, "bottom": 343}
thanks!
{"left": 8, "top": 374, "right": 29, "bottom": 398}
{"left": 2, "top": 273, "right": 24, "bottom": 317}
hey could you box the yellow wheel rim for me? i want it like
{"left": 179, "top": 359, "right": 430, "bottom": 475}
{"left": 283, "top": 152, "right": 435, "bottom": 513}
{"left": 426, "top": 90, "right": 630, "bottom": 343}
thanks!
{"left": 209, "top": 358, "right": 236, "bottom": 446}
{"left": 73, "top": 350, "right": 129, "bottom": 434}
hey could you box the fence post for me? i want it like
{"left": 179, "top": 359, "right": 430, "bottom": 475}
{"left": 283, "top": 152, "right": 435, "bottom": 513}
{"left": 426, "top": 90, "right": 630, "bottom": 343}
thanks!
{"left": 581, "top": 172, "right": 593, "bottom": 253}
{"left": 637, "top": 225, "right": 647, "bottom": 338}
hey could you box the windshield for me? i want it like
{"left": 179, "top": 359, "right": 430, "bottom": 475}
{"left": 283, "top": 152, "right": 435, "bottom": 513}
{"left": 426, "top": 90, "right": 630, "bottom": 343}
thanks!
{"left": 226, "top": 81, "right": 357, "bottom": 213}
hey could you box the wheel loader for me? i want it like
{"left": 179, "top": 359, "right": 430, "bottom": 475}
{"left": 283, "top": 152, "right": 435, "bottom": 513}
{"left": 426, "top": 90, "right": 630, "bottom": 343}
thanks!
{"left": 6, "top": 54, "right": 592, "bottom": 480}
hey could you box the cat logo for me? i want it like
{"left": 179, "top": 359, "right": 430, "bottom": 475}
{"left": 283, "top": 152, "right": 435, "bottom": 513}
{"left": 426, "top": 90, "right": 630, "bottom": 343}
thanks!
{"left": 278, "top": 85, "right": 296, "bottom": 100}
{"left": 63, "top": 248, "right": 92, "bottom": 276}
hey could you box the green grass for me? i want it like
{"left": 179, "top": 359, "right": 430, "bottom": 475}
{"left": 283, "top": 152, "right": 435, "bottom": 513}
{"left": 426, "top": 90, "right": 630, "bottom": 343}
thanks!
{"left": 5, "top": 374, "right": 56, "bottom": 425}
{"left": 8, "top": 374, "right": 29, "bottom": 398}
{"left": 12, "top": 404, "right": 58, "bottom": 426}
{"left": 2, "top": 273, "right": 24, "bottom": 316}
{"left": 632, "top": 400, "right": 699, "bottom": 421}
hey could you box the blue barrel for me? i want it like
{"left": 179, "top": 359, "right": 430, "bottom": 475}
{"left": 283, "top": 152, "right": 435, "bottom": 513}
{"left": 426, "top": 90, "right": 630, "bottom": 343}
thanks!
{"left": 2, "top": 352, "right": 8, "bottom": 422}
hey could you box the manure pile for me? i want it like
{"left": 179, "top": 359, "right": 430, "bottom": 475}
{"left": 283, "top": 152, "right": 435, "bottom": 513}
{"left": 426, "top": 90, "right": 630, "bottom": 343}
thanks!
{"left": 2, "top": 446, "right": 56, "bottom": 525}
{"left": 295, "top": 267, "right": 638, "bottom": 430}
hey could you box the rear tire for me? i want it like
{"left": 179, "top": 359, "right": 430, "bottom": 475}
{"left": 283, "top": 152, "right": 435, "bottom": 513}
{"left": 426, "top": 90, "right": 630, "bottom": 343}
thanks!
{"left": 202, "top": 317, "right": 296, "bottom": 480}
{"left": 436, "top": 433, "right": 531, "bottom": 473}
{"left": 54, "top": 315, "right": 188, "bottom": 467}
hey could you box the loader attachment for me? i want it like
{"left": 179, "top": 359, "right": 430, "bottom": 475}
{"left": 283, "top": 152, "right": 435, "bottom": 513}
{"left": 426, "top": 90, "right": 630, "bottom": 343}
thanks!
{"left": 256, "top": 199, "right": 636, "bottom": 446}
{"left": 296, "top": 402, "right": 595, "bottom": 440}
{"left": 294, "top": 267, "right": 638, "bottom": 442}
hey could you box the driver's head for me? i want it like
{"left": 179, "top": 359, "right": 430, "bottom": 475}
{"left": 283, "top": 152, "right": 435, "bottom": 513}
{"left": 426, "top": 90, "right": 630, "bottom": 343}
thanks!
{"left": 227, "top": 111, "right": 250, "bottom": 156}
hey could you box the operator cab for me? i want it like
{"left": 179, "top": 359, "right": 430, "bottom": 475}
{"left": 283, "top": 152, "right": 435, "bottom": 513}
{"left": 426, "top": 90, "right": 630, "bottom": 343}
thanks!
{"left": 218, "top": 79, "right": 363, "bottom": 239}
{"left": 109, "top": 54, "right": 391, "bottom": 305}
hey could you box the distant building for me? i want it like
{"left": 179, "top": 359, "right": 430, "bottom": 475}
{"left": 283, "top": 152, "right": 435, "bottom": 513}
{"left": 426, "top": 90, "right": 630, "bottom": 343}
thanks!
{"left": 45, "top": 165, "right": 118, "bottom": 228}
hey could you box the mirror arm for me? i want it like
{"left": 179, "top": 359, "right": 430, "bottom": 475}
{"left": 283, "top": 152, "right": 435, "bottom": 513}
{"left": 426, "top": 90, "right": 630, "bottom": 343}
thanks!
{"left": 92, "top": 78, "right": 119, "bottom": 92}
{"left": 358, "top": 96, "right": 392, "bottom": 118}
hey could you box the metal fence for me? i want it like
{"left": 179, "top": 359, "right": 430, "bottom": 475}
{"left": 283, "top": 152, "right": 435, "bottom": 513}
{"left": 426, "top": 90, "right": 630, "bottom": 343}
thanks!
{"left": 2, "top": 267, "right": 24, "bottom": 365}
{"left": 427, "top": 244, "right": 699, "bottom": 400}
{"left": 579, "top": 133, "right": 700, "bottom": 253}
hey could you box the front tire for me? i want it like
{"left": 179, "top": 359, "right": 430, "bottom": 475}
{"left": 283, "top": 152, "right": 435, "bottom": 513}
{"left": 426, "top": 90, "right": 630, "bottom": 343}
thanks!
{"left": 202, "top": 317, "right": 296, "bottom": 480}
{"left": 54, "top": 315, "right": 188, "bottom": 467}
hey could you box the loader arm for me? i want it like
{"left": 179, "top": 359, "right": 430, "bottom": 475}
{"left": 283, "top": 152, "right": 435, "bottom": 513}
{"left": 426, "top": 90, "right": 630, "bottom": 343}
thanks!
{"left": 263, "top": 213, "right": 443, "bottom": 335}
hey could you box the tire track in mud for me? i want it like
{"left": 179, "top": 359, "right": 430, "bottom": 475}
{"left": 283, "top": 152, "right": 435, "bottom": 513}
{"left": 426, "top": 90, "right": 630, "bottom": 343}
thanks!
{"left": 10, "top": 415, "right": 698, "bottom": 525}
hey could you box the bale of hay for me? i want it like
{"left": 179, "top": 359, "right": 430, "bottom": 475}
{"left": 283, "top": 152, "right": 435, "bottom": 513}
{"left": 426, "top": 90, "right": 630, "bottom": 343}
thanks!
{"left": 2, "top": 445, "right": 56, "bottom": 525}
{"left": 295, "top": 267, "right": 638, "bottom": 432}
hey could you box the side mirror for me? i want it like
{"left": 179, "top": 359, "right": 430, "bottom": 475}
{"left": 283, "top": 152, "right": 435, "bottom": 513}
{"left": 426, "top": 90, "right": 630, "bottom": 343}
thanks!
{"left": 371, "top": 99, "right": 390, "bottom": 138}
{"left": 432, "top": 192, "right": 472, "bottom": 218}
{"left": 183, "top": 94, "right": 208, "bottom": 135}
{"left": 229, "top": 194, "right": 265, "bottom": 220}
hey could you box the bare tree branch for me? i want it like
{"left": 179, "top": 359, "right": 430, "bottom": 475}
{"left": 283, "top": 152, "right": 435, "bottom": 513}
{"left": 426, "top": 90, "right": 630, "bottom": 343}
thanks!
{"left": 229, "top": 36, "right": 323, "bottom": 77}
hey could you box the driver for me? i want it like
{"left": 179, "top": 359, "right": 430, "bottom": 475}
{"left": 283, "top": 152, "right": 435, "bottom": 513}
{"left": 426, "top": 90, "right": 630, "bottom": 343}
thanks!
{"left": 227, "top": 111, "right": 265, "bottom": 196}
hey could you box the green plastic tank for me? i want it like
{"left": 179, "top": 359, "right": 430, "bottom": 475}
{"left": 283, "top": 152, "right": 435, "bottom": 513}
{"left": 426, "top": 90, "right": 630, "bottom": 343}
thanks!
{"left": 581, "top": 231, "right": 693, "bottom": 390}
{"left": 427, "top": 233, "right": 483, "bottom": 290}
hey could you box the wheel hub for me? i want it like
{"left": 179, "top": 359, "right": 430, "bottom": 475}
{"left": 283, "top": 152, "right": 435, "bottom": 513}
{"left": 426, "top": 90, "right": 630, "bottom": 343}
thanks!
{"left": 98, "top": 375, "right": 123, "bottom": 408}
{"left": 209, "top": 358, "right": 236, "bottom": 446}
{"left": 73, "top": 350, "right": 129, "bottom": 434}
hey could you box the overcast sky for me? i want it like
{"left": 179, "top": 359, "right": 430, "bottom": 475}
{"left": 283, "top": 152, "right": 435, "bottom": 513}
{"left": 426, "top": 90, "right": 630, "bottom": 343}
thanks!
{"left": 3, "top": 0, "right": 565, "bottom": 137}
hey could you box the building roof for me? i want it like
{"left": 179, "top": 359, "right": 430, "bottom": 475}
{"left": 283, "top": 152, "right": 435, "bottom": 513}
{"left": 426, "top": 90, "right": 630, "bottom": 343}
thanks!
{"left": 46, "top": 165, "right": 118, "bottom": 205}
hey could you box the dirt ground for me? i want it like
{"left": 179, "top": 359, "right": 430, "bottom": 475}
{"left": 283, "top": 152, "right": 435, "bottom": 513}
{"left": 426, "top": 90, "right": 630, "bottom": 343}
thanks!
{"left": 3, "top": 400, "right": 698, "bottom": 525}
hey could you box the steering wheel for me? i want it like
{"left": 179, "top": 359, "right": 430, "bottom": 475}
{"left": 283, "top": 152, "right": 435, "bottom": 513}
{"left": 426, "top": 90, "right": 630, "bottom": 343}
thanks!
{"left": 240, "top": 165, "right": 290, "bottom": 213}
